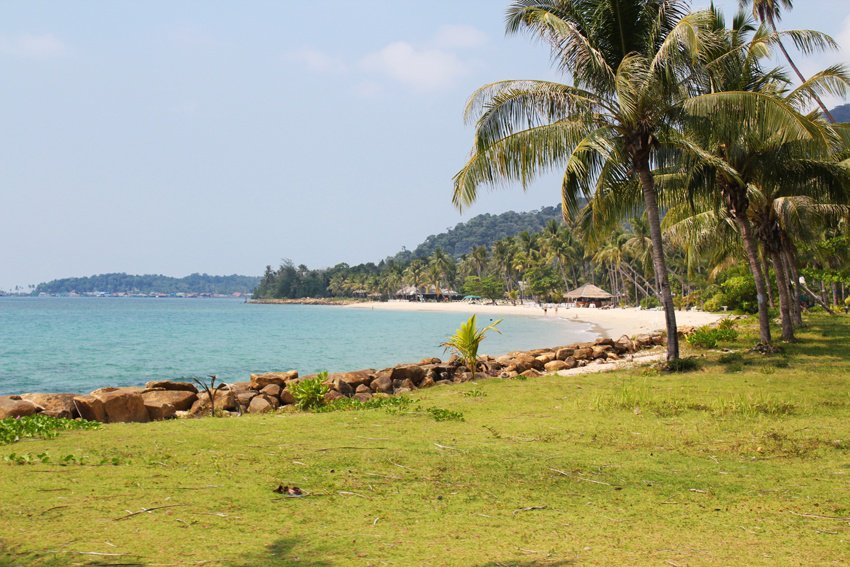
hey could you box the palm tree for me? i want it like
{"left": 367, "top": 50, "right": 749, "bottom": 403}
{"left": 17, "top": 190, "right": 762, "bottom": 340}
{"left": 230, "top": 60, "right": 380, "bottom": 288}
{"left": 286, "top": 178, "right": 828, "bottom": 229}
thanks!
{"left": 740, "top": 0, "right": 838, "bottom": 121}
{"left": 453, "top": 0, "right": 713, "bottom": 361}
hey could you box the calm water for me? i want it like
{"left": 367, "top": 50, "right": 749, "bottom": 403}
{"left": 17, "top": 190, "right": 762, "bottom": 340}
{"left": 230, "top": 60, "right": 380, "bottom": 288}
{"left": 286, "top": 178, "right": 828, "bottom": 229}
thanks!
{"left": 0, "top": 297, "right": 596, "bottom": 395}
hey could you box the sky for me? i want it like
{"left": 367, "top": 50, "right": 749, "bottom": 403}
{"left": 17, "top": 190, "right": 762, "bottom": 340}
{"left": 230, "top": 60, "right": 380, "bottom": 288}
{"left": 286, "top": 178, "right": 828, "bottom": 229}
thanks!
{"left": 1, "top": 0, "right": 849, "bottom": 291}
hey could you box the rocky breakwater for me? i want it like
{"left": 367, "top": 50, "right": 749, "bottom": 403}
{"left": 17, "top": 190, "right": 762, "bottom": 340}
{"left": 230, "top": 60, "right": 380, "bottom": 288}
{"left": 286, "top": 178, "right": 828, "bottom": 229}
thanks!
{"left": 0, "top": 331, "right": 670, "bottom": 423}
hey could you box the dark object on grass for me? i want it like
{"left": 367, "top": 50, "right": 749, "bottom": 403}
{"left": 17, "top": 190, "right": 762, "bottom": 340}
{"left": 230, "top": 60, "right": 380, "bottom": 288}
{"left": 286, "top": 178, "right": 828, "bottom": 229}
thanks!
{"left": 274, "top": 485, "right": 303, "bottom": 497}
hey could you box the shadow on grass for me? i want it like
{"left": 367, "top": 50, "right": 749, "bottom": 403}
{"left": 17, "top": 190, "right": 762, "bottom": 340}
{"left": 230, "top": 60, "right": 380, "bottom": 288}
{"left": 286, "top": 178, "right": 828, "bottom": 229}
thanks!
{"left": 225, "top": 538, "right": 333, "bottom": 567}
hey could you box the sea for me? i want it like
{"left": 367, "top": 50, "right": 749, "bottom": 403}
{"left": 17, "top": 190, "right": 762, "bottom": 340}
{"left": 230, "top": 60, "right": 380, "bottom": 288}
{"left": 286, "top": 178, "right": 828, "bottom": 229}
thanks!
{"left": 0, "top": 297, "right": 597, "bottom": 395}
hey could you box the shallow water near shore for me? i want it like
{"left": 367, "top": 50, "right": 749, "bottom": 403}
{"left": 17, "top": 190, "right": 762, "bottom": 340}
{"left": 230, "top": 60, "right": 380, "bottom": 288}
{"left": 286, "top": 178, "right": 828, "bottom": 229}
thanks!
{"left": 0, "top": 297, "right": 596, "bottom": 395}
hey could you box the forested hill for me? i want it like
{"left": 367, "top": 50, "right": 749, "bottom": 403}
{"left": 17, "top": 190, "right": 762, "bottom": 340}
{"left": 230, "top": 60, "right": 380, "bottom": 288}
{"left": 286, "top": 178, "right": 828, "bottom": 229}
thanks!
{"left": 831, "top": 104, "right": 850, "bottom": 123}
{"left": 34, "top": 273, "right": 260, "bottom": 296}
{"left": 402, "top": 205, "right": 563, "bottom": 259}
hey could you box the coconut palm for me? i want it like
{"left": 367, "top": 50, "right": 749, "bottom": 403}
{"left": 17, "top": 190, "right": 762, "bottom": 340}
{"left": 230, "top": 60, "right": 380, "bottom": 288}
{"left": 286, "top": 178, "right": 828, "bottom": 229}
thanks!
{"left": 740, "top": 0, "right": 838, "bottom": 121}
{"left": 453, "top": 0, "right": 715, "bottom": 361}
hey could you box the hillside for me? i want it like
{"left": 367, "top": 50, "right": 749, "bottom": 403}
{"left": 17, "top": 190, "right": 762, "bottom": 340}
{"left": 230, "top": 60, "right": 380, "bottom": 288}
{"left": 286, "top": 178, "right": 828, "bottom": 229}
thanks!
{"left": 401, "top": 205, "right": 563, "bottom": 259}
{"left": 34, "top": 273, "right": 260, "bottom": 296}
{"left": 831, "top": 103, "right": 850, "bottom": 123}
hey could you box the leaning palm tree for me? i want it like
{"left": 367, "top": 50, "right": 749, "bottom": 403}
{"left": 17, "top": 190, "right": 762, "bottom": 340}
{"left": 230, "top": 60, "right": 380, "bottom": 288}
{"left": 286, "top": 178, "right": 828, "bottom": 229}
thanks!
{"left": 740, "top": 0, "right": 838, "bottom": 121}
{"left": 453, "top": 0, "right": 714, "bottom": 361}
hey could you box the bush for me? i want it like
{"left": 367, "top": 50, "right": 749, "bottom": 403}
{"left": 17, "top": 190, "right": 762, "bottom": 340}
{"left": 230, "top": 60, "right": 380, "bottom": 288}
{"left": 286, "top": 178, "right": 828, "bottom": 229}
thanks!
{"left": 662, "top": 357, "right": 700, "bottom": 373}
{"left": 287, "top": 372, "right": 330, "bottom": 410}
{"left": 687, "top": 324, "right": 739, "bottom": 349}
{"left": 640, "top": 296, "right": 661, "bottom": 309}
{"left": 702, "top": 292, "right": 726, "bottom": 312}
{"left": 1, "top": 415, "right": 100, "bottom": 446}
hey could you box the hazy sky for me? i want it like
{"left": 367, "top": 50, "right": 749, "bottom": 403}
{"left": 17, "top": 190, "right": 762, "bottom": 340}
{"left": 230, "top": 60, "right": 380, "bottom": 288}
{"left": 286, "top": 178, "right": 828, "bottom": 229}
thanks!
{"left": 2, "top": 0, "right": 848, "bottom": 290}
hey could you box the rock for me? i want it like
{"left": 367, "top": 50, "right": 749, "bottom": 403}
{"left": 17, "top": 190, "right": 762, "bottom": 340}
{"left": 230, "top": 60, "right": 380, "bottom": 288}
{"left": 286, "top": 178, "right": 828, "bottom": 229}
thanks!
{"left": 323, "top": 390, "right": 345, "bottom": 403}
{"left": 591, "top": 345, "right": 613, "bottom": 359}
{"left": 562, "top": 357, "right": 578, "bottom": 370}
{"left": 94, "top": 389, "right": 149, "bottom": 423}
{"left": 250, "top": 371, "right": 298, "bottom": 390}
{"left": 398, "top": 378, "right": 416, "bottom": 391}
{"left": 512, "top": 353, "right": 544, "bottom": 372}
{"left": 260, "top": 384, "right": 282, "bottom": 399}
{"left": 236, "top": 391, "right": 259, "bottom": 408}
{"left": 142, "top": 390, "right": 197, "bottom": 412}
{"left": 355, "top": 384, "right": 371, "bottom": 394}
{"left": 479, "top": 360, "right": 504, "bottom": 374}
{"left": 496, "top": 355, "right": 514, "bottom": 366}
{"left": 395, "top": 387, "right": 412, "bottom": 395}
{"left": 248, "top": 395, "right": 279, "bottom": 414}
{"left": 520, "top": 369, "right": 543, "bottom": 378}
{"left": 225, "top": 382, "right": 254, "bottom": 394}
{"left": 21, "top": 393, "right": 76, "bottom": 419}
{"left": 280, "top": 388, "right": 296, "bottom": 405}
{"left": 594, "top": 337, "right": 615, "bottom": 347}
{"left": 573, "top": 347, "right": 594, "bottom": 360}
{"left": 371, "top": 372, "right": 394, "bottom": 394}
{"left": 418, "top": 357, "right": 441, "bottom": 365}
{"left": 434, "top": 380, "right": 453, "bottom": 386}
{"left": 390, "top": 365, "right": 426, "bottom": 386}
{"left": 327, "top": 370, "right": 374, "bottom": 389}
{"left": 72, "top": 395, "right": 106, "bottom": 422}
{"left": 353, "top": 392, "right": 373, "bottom": 402}
{"left": 146, "top": 402, "right": 176, "bottom": 420}
{"left": 91, "top": 386, "right": 144, "bottom": 397}
{"left": 606, "top": 352, "right": 620, "bottom": 360}
{"left": 613, "top": 336, "right": 634, "bottom": 354}
{"left": 0, "top": 396, "right": 41, "bottom": 419}
{"left": 454, "top": 371, "right": 474, "bottom": 383}
{"left": 143, "top": 380, "right": 198, "bottom": 393}
{"left": 189, "top": 389, "right": 238, "bottom": 417}
{"left": 499, "top": 370, "right": 519, "bottom": 378}
{"left": 555, "top": 347, "right": 575, "bottom": 361}
{"left": 544, "top": 360, "right": 570, "bottom": 372}
{"left": 536, "top": 353, "right": 556, "bottom": 365}
{"left": 419, "top": 375, "right": 435, "bottom": 389}
{"left": 331, "top": 378, "right": 354, "bottom": 396}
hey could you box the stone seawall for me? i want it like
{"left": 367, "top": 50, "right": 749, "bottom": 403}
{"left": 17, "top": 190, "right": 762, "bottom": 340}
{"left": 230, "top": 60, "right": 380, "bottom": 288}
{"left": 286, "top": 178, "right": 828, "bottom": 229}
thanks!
{"left": 0, "top": 329, "right": 684, "bottom": 423}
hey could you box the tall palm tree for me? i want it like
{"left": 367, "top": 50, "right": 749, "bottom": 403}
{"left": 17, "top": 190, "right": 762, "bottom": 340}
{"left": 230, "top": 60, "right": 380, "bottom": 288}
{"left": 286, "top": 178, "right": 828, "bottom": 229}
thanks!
{"left": 740, "top": 0, "right": 838, "bottom": 121}
{"left": 454, "top": 0, "right": 713, "bottom": 361}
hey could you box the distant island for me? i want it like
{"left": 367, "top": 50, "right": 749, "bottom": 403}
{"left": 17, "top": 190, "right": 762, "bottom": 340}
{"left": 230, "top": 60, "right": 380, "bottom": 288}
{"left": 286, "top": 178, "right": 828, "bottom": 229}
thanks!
{"left": 33, "top": 273, "right": 260, "bottom": 297}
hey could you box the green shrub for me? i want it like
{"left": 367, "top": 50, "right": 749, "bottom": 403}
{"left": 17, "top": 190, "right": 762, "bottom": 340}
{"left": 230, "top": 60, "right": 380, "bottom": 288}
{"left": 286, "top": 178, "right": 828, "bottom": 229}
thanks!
{"left": 287, "top": 372, "right": 330, "bottom": 410}
{"left": 702, "top": 292, "right": 726, "bottom": 312}
{"left": 427, "top": 407, "right": 465, "bottom": 422}
{"left": 687, "top": 325, "right": 739, "bottom": 349}
{"left": 0, "top": 415, "right": 100, "bottom": 446}
{"left": 662, "top": 357, "right": 701, "bottom": 373}
{"left": 640, "top": 296, "right": 661, "bottom": 309}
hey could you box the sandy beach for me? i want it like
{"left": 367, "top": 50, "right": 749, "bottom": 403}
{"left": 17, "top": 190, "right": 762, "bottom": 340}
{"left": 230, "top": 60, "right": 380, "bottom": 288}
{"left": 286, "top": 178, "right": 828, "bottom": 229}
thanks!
{"left": 345, "top": 300, "right": 723, "bottom": 339}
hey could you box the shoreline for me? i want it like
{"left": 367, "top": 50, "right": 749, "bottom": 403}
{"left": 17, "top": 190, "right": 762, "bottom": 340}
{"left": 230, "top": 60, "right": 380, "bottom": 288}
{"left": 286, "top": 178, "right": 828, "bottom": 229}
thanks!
{"left": 344, "top": 300, "right": 723, "bottom": 339}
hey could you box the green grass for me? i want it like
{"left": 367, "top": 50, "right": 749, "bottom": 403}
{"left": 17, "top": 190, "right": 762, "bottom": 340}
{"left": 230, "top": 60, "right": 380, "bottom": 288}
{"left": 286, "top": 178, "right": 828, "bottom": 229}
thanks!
{"left": 2, "top": 315, "right": 850, "bottom": 565}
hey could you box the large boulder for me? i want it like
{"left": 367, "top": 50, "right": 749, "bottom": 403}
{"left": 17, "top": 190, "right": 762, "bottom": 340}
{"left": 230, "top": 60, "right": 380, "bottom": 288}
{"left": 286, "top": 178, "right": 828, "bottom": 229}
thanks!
{"left": 591, "top": 345, "right": 613, "bottom": 359}
{"left": 573, "top": 347, "right": 594, "bottom": 361}
{"left": 72, "top": 395, "right": 106, "bottom": 422}
{"left": 21, "top": 393, "right": 76, "bottom": 419}
{"left": 280, "top": 388, "right": 296, "bottom": 406}
{"left": 189, "top": 389, "right": 238, "bottom": 417}
{"left": 260, "top": 384, "right": 282, "bottom": 399}
{"left": 250, "top": 371, "right": 298, "bottom": 390}
{"left": 370, "top": 371, "right": 394, "bottom": 394}
{"left": 94, "top": 388, "right": 149, "bottom": 423}
{"left": 248, "top": 394, "right": 279, "bottom": 414}
{"left": 0, "top": 396, "right": 41, "bottom": 419}
{"left": 544, "top": 360, "right": 570, "bottom": 372}
{"left": 226, "top": 381, "right": 254, "bottom": 394}
{"left": 326, "top": 370, "right": 373, "bottom": 389}
{"left": 555, "top": 347, "right": 575, "bottom": 361}
{"left": 144, "top": 380, "right": 198, "bottom": 393}
{"left": 146, "top": 402, "right": 176, "bottom": 420}
{"left": 142, "top": 390, "right": 197, "bottom": 413}
{"left": 390, "top": 365, "right": 426, "bottom": 386}
{"left": 330, "top": 378, "right": 354, "bottom": 396}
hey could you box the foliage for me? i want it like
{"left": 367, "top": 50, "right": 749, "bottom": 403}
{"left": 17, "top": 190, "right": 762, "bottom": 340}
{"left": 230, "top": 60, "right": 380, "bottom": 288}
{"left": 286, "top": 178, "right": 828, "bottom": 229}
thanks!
{"left": 687, "top": 325, "right": 740, "bottom": 349}
{"left": 640, "top": 296, "right": 661, "bottom": 309}
{"left": 440, "top": 315, "right": 502, "bottom": 374}
{"left": 0, "top": 415, "right": 100, "bottom": 445}
{"left": 315, "top": 395, "right": 413, "bottom": 414}
{"left": 462, "top": 276, "right": 504, "bottom": 302}
{"left": 426, "top": 407, "right": 465, "bottom": 422}
{"left": 661, "top": 357, "right": 702, "bottom": 373}
{"left": 287, "top": 373, "right": 330, "bottom": 411}
{"left": 34, "top": 273, "right": 259, "bottom": 295}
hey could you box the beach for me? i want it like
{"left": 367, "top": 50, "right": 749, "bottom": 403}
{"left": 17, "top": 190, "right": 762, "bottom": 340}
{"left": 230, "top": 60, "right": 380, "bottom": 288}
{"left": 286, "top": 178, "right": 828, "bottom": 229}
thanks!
{"left": 345, "top": 300, "right": 724, "bottom": 339}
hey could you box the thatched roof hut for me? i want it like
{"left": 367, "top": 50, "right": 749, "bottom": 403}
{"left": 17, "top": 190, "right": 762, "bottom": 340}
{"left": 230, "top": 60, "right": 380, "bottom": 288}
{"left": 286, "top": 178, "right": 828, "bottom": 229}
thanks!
{"left": 564, "top": 284, "right": 613, "bottom": 303}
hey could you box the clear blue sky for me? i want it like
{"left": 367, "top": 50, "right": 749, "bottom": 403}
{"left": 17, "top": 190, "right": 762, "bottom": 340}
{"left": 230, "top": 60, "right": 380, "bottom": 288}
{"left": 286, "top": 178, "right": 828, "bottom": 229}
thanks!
{"left": 1, "top": 0, "right": 848, "bottom": 290}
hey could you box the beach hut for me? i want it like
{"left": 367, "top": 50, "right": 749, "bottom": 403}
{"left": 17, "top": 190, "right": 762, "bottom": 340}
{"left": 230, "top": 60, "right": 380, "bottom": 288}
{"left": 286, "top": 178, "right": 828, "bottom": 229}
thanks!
{"left": 564, "top": 284, "right": 614, "bottom": 307}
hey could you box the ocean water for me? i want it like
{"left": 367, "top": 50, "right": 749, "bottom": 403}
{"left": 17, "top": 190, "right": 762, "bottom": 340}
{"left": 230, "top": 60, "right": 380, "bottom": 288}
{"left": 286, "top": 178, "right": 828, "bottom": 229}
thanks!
{"left": 0, "top": 297, "right": 596, "bottom": 395}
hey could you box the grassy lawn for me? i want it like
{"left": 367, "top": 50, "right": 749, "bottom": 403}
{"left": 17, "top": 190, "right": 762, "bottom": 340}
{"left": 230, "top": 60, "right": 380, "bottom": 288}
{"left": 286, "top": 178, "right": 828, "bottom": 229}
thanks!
{"left": 2, "top": 315, "right": 849, "bottom": 566}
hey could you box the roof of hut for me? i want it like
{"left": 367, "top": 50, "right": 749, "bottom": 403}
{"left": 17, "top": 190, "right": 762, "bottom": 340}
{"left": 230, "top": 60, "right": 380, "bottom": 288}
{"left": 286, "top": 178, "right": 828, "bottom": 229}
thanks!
{"left": 564, "top": 283, "right": 614, "bottom": 300}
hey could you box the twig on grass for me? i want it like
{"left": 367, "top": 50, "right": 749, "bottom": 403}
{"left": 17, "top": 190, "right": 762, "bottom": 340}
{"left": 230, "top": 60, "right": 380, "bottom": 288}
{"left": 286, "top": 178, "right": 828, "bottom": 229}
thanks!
{"left": 789, "top": 511, "right": 850, "bottom": 521}
{"left": 338, "top": 491, "right": 369, "bottom": 499}
{"left": 548, "top": 467, "right": 613, "bottom": 486}
{"left": 513, "top": 505, "right": 547, "bottom": 515}
{"left": 114, "top": 504, "right": 186, "bottom": 521}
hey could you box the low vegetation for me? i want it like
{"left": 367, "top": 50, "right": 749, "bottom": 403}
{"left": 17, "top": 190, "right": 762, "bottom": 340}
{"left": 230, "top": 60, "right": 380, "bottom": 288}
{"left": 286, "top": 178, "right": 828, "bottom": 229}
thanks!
{"left": 1, "top": 315, "right": 849, "bottom": 565}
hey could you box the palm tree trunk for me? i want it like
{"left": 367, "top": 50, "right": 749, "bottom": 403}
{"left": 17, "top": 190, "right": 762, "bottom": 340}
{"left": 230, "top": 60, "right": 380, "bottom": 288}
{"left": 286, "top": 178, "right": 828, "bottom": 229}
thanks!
{"left": 761, "top": 253, "right": 775, "bottom": 308}
{"left": 734, "top": 215, "right": 773, "bottom": 345}
{"left": 636, "top": 163, "right": 679, "bottom": 361}
{"left": 770, "top": 249, "right": 795, "bottom": 341}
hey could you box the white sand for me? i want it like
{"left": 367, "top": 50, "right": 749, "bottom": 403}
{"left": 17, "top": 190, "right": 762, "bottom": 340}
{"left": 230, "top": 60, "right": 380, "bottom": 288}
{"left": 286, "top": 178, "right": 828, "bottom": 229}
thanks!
{"left": 344, "top": 300, "right": 722, "bottom": 339}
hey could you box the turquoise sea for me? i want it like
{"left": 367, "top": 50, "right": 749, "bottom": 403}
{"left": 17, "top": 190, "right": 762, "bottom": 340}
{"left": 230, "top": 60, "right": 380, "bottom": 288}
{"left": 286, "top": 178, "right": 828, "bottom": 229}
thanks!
{"left": 0, "top": 297, "right": 596, "bottom": 395}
